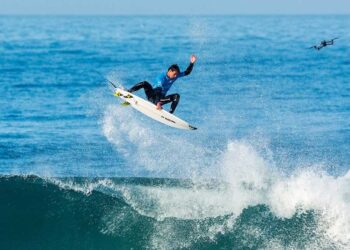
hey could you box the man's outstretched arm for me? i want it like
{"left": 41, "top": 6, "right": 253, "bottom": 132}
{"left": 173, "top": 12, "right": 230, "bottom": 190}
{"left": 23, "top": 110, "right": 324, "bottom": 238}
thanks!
{"left": 183, "top": 55, "right": 197, "bottom": 76}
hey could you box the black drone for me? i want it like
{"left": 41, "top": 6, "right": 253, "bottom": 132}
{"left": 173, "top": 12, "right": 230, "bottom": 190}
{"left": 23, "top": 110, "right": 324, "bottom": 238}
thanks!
{"left": 309, "top": 37, "right": 339, "bottom": 50}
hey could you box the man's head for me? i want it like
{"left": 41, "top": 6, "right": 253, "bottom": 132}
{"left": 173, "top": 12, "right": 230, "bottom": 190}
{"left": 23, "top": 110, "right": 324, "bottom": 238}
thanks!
{"left": 167, "top": 64, "right": 180, "bottom": 79}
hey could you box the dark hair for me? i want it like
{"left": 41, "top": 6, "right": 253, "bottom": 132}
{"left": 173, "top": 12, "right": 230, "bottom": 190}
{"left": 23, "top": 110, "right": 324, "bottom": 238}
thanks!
{"left": 168, "top": 64, "right": 180, "bottom": 73}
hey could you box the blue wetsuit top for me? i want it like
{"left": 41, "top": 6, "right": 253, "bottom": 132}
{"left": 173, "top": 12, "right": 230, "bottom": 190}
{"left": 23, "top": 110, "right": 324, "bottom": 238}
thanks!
{"left": 153, "top": 63, "right": 194, "bottom": 96}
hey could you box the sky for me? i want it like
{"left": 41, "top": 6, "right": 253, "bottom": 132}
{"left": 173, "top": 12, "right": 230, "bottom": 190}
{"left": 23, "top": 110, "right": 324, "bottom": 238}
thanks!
{"left": 0, "top": 0, "right": 349, "bottom": 15}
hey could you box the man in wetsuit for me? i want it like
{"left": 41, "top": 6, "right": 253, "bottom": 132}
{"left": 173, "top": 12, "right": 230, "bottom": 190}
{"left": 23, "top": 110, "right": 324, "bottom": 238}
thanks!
{"left": 128, "top": 55, "right": 197, "bottom": 114}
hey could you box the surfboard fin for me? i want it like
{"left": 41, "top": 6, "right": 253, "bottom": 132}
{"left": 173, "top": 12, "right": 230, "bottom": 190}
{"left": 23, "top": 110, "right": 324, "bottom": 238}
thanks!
{"left": 189, "top": 125, "right": 197, "bottom": 130}
{"left": 121, "top": 101, "right": 130, "bottom": 106}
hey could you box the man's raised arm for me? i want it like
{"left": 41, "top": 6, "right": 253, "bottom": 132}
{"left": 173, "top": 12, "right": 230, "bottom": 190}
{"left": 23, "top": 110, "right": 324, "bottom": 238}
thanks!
{"left": 183, "top": 55, "right": 197, "bottom": 76}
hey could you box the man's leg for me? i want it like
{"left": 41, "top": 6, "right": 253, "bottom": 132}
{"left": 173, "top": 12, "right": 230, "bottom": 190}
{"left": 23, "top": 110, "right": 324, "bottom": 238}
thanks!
{"left": 128, "top": 81, "right": 154, "bottom": 99}
{"left": 159, "top": 93, "right": 180, "bottom": 114}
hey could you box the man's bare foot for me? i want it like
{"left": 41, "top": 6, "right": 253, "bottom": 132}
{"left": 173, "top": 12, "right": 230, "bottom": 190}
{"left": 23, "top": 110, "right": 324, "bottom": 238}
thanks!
{"left": 156, "top": 102, "right": 163, "bottom": 110}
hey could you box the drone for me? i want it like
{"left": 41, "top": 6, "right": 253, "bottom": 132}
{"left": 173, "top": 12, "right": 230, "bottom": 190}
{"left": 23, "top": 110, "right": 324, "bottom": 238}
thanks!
{"left": 309, "top": 37, "right": 339, "bottom": 50}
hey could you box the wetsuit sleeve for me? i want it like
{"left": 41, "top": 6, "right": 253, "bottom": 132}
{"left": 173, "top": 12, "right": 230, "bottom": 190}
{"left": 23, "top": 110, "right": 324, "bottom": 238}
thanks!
{"left": 179, "top": 63, "right": 194, "bottom": 77}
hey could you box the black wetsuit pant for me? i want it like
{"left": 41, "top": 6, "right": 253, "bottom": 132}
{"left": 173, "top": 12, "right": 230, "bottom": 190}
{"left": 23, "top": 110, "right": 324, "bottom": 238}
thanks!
{"left": 128, "top": 81, "right": 180, "bottom": 114}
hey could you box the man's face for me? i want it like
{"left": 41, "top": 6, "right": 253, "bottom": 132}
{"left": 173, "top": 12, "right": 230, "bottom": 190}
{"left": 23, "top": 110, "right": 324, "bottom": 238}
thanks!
{"left": 167, "top": 69, "right": 178, "bottom": 79}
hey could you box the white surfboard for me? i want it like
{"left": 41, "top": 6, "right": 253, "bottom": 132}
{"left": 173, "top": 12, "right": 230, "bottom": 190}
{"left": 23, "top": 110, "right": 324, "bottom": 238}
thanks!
{"left": 113, "top": 87, "right": 197, "bottom": 130}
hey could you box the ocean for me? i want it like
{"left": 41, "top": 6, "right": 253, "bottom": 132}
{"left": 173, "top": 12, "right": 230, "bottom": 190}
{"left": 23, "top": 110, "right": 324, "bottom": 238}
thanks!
{"left": 0, "top": 15, "right": 349, "bottom": 249}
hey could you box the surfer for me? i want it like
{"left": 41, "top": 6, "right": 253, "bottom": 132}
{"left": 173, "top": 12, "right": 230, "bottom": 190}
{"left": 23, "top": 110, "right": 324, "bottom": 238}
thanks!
{"left": 127, "top": 55, "right": 197, "bottom": 113}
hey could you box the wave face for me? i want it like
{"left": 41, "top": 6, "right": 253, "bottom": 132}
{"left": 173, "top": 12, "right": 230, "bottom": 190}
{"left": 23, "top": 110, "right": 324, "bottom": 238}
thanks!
{"left": 1, "top": 175, "right": 349, "bottom": 250}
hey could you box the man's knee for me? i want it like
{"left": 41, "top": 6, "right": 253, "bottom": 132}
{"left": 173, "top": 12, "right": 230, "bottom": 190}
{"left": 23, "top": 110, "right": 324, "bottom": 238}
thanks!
{"left": 140, "top": 81, "right": 152, "bottom": 88}
{"left": 129, "top": 81, "right": 150, "bottom": 92}
{"left": 173, "top": 93, "right": 180, "bottom": 102}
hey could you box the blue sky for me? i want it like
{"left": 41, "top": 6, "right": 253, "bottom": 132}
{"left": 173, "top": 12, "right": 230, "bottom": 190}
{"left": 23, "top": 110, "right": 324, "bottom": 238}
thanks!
{"left": 0, "top": 0, "right": 349, "bottom": 15}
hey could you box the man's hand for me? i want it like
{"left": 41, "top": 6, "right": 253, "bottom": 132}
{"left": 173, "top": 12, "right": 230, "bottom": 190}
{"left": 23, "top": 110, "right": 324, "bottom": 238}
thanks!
{"left": 190, "top": 55, "right": 197, "bottom": 64}
{"left": 156, "top": 102, "right": 163, "bottom": 110}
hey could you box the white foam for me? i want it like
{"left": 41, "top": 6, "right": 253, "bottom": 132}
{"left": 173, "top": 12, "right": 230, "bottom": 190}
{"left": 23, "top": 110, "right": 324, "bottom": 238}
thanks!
{"left": 117, "top": 185, "right": 234, "bottom": 220}
{"left": 102, "top": 104, "right": 216, "bottom": 177}
{"left": 48, "top": 177, "right": 114, "bottom": 195}
{"left": 101, "top": 103, "right": 350, "bottom": 247}
{"left": 268, "top": 169, "right": 350, "bottom": 247}
{"left": 219, "top": 140, "right": 350, "bottom": 247}
{"left": 218, "top": 140, "right": 350, "bottom": 247}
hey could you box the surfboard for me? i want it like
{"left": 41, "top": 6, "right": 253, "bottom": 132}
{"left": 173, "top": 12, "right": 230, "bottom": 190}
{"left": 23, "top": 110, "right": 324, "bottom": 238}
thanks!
{"left": 113, "top": 87, "right": 197, "bottom": 130}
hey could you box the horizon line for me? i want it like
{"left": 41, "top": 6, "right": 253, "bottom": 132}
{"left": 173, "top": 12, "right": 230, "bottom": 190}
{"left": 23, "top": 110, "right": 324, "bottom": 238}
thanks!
{"left": 1, "top": 13, "right": 350, "bottom": 16}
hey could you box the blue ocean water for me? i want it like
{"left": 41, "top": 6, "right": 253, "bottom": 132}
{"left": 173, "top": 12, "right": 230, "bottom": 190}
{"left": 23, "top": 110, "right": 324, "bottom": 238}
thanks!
{"left": 0, "top": 16, "right": 350, "bottom": 249}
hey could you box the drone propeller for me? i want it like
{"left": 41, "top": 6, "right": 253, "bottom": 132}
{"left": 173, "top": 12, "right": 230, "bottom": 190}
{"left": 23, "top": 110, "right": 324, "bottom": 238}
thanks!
{"left": 331, "top": 37, "right": 339, "bottom": 41}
